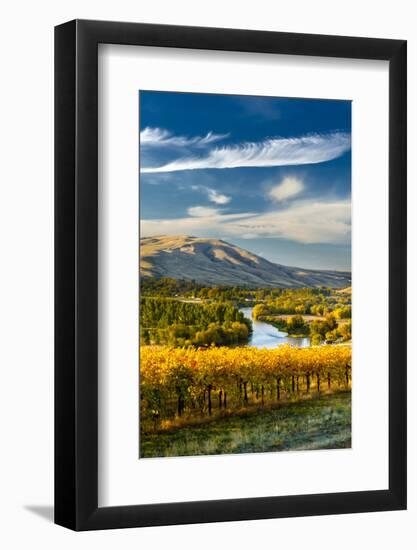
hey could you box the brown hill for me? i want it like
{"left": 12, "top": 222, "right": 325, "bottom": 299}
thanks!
{"left": 140, "top": 235, "right": 351, "bottom": 289}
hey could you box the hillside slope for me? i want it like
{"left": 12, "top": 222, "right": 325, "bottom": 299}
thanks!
{"left": 140, "top": 235, "right": 351, "bottom": 288}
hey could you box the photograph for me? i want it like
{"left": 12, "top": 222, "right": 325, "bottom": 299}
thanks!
{"left": 139, "top": 91, "right": 352, "bottom": 459}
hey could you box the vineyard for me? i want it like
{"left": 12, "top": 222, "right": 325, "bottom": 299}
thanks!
{"left": 140, "top": 345, "right": 351, "bottom": 429}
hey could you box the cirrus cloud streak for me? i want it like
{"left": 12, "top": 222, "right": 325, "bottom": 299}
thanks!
{"left": 140, "top": 127, "right": 229, "bottom": 148}
{"left": 141, "top": 132, "right": 351, "bottom": 173}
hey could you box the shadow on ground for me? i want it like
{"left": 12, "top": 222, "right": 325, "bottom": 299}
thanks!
{"left": 24, "top": 505, "right": 54, "bottom": 523}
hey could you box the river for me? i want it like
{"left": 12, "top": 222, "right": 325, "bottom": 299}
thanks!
{"left": 240, "top": 307, "right": 311, "bottom": 349}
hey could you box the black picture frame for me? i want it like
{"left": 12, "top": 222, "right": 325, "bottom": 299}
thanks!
{"left": 55, "top": 19, "right": 407, "bottom": 531}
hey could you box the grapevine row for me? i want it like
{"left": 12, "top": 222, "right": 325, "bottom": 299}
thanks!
{"left": 140, "top": 345, "right": 351, "bottom": 424}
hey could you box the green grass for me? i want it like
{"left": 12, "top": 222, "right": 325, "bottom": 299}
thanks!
{"left": 140, "top": 392, "right": 351, "bottom": 458}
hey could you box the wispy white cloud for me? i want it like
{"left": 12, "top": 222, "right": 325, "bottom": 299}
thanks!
{"left": 207, "top": 188, "right": 231, "bottom": 205}
{"left": 188, "top": 206, "right": 221, "bottom": 217}
{"left": 232, "top": 200, "right": 351, "bottom": 244}
{"left": 191, "top": 185, "right": 231, "bottom": 205}
{"left": 140, "top": 127, "right": 229, "bottom": 148}
{"left": 268, "top": 177, "right": 304, "bottom": 202}
{"left": 141, "top": 211, "right": 255, "bottom": 239}
{"left": 141, "top": 198, "right": 351, "bottom": 245}
{"left": 141, "top": 132, "right": 351, "bottom": 173}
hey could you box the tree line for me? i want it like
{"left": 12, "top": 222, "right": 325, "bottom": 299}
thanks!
{"left": 140, "top": 277, "right": 352, "bottom": 311}
{"left": 140, "top": 297, "right": 251, "bottom": 347}
{"left": 253, "top": 307, "right": 351, "bottom": 344}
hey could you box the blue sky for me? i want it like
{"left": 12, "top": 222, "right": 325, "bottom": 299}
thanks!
{"left": 139, "top": 91, "right": 351, "bottom": 271}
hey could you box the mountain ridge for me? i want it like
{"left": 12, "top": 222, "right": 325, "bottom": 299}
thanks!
{"left": 140, "top": 235, "right": 351, "bottom": 289}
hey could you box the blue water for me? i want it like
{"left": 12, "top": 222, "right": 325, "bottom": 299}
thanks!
{"left": 240, "top": 307, "right": 311, "bottom": 349}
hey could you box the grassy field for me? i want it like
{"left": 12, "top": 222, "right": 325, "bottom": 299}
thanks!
{"left": 140, "top": 392, "right": 351, "bottom": 458}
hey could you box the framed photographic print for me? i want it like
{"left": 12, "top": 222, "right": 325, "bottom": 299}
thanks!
{"left": 55, "top": 19, "right": 407, "bottom": 530}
